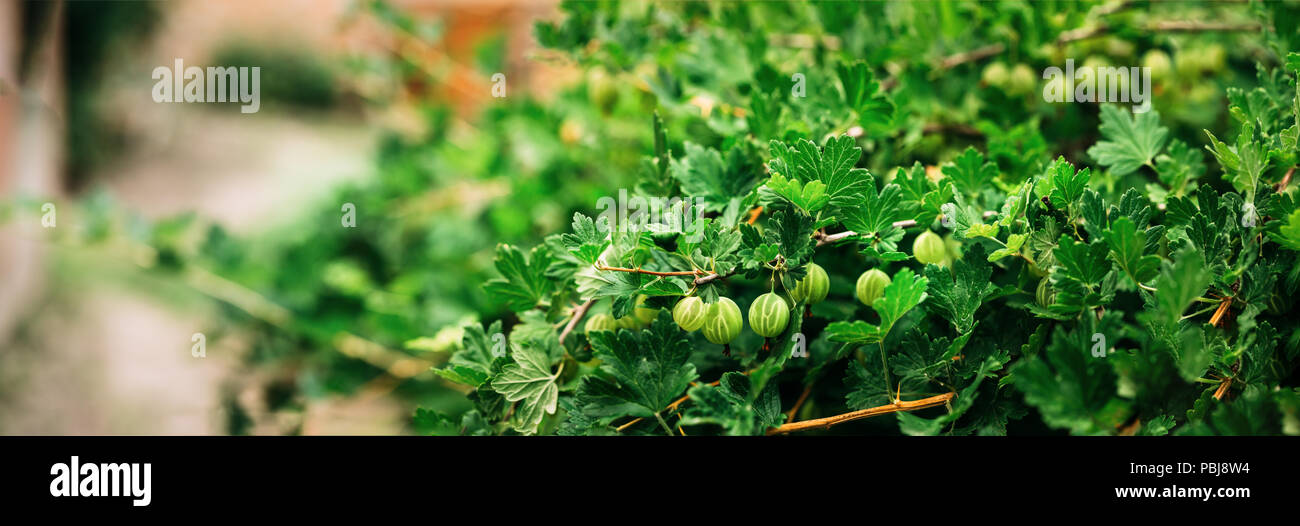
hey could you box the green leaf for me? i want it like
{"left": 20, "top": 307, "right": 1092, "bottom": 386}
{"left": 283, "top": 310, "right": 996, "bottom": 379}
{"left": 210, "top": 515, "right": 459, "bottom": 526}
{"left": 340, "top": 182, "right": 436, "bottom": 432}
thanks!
{"left": 841, "top": 172, "right": 906, "bottom": 251}
{"left": 874, "top": 267, "right": 929, "bottom": 336}
{"left": 1152, "top": 248, "right": 1212, "bottom": 326}
{"left": 763, "top": 172, "right": 830, "bottom": 214}
{"left": 767, "top": 135, "right": 871, "bottom": 208}
{"left": 925, "top": 244, "right": 994, "bottom": 333}
{"left": 484, "top": 244, "right": 555, "bottom": 312}
{"left": 490, "top": 338, "right": 561, "bottom": 434}
{"left": 1105, "top": 216, "right": 1160, "bottom": 284}
{"left": 836, "top": 61, "right": 895, "bottom": 129}
{"left": 679, "top": 383, "right": 757, "bottom": 436}
{"left": 446, "top": 320, "right": 505, "bottom": 378}
{"left": 942, "top": 147, "right": 998, "bottom": 198}
{"left": 1046, "top": 157, "right": 1092, "bottom": 210}
{"left": 1012, "top": 324, "right": 1128, "bottom": 434}
{"left": 1204, "top": 123, "right": 1269, "bottom": 203}
{"left": 1053, "top": 234, "right": 1111, "bottom": 287}
{"left": 671, "top": 142, "right": 762, "bottom": 213}
{"left": 1269, "top": 209, "right": 1300, "bottom": 250}
{"left": 586, "top": 310, "right": 698, "bottom": 416}
{"left": 1154, "top": 139, "right": 1204, "bottom": 197}
{"left": 1086, "top": 104, "right": 1168, "bottom": 176}
{"left": 561, "top": 213, "right": 609, "bottom": 265}
{"left": 988, "top": 233, "right": 1026, "bottom": 262}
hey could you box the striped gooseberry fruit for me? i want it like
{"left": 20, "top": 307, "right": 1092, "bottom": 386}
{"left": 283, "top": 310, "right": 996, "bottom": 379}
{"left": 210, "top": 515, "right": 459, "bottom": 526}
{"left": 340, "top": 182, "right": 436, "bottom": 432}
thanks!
{"left": 913, "top": 230, "right": 947, "bottom": 265}
{"left": 856, "top": 268, "right": 891, "bottom": 306}
{"left": 749, "top": 292, "right": 791, "bottom": 338}
{"left": 790, "top": 263, "right": 829, "bottom": 304}
{"left": 702, "top": 297, "right": 743, "bottom": 345}
{"left": 1036, "top": 278, "right": 1056, "bottom": 307}
{"left": 673, "top": 296, "right": 707, "bottom": 332}
{"left": 632, "top": 295, "right": 659, "bottom": 325}
{"left": 585, "top": 313, "right": 615, "bottom": 334}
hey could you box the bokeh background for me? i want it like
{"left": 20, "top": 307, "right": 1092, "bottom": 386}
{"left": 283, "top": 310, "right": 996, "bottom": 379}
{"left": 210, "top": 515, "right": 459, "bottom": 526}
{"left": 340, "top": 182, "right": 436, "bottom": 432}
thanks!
{"left": 0, "top": 0, "right": 578, "bottom": 434}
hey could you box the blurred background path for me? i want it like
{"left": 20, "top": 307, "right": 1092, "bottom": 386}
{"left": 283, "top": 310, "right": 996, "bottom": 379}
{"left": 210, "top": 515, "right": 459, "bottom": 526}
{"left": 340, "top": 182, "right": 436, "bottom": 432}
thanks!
{"left": 0, "top": 0, "right": 556, "bottom": 434}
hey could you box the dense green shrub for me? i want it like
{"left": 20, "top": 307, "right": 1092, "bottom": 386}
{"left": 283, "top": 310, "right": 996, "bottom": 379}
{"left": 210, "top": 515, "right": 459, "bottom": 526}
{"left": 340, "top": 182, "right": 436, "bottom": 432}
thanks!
{"left": 419, "top": 1, "right": 1300, "bottom": 436}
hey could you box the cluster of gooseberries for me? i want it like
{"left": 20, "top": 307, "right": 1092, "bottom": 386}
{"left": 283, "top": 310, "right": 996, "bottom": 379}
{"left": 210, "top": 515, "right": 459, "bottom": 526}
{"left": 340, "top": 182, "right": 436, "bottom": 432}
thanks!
{"left": 580, "top": 230, "right": 954, "bottom": 353}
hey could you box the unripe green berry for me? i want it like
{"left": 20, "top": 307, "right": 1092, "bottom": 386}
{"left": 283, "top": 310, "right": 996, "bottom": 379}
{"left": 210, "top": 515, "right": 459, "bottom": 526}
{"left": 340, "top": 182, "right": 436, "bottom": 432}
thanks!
{"left": 585, "top": 313, "right": 615, "bottom": 334}
{"left": 749, "top": 292, "right": 791, "bottom": 338}
{"left": 1006, "top": 64, "right": 1036, "bottom": 96}
{"left": 632, "top": 295, "right": 658, "bottom": 325}
{"left": 913, "top": 230, "right": 947, "bottom": 265}
{"left": 702, "top": 297, "right": 743, "bottom": 345}
{"left": 1143, "top": 50, "right": 1171, "bottom": 81}
{"left": 856, "top": 269, "right": 891, "bottom": 306}
{"left": 1036, "top": 278, "right": 1056, "bottom": 307}
{"left": 790, "top": 263, "right": 830, "bottom": 304}
{"left": 982, "top": 61, "right": 1009, "bottom": 87}
{"left": 615, "top": 315, "right": 641, "bottom": 330}
{"left": 673, "top": 296, "right": 708, "bottom": 332}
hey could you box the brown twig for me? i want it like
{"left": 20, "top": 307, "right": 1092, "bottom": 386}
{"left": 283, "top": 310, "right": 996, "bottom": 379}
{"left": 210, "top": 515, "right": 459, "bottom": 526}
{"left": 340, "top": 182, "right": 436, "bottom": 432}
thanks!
{"left": 557, "top": 298, "right": 596, "bottom": 345}
{"left": 615, "top": 379, "right": 724, "bottom": 432}
{"left": 693, "top": 270, "right": 733, "bottom": 286}
{"left": 1213, "top": 376, "right": 1233, "bottom": 401}
{"left": 1058, "top": 20, "right": 1262, "bottom": 45}
{"left": 814, "top": 211, "right": 998, "bottom": 247}
{"left": 882, "top": 43, "right": 1007, "bottom": 90}
{"left": 597, "top": 265, "right": 705, "bottom": 277}
{"left": 786, "top": 383, "right": 814, "bottom": 422}
{"left": 1278, "top": 166, "right": 1295, "bottom": 193}
{"left": 937, "top": 43, "right": 1006, "bottom": 72}
{"left": 747, "top": 206, "right": 764, "bottom": 225}
{"left": 1147, "top": 20, "right": 1261, "bottom": 33}
{"left": 767, "top": 392, "right": 956, "bottom": 435}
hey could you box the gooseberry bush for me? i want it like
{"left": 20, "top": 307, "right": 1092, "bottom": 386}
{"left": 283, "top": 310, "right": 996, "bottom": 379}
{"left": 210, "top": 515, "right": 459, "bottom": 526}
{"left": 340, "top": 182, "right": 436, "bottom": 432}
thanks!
{"left": 410, "top": 1, "right": 1300, "bottom": 436}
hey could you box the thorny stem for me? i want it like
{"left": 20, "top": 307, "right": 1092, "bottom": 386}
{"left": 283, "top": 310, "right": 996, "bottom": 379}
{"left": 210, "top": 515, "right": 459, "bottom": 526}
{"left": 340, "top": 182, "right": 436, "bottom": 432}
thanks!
{"left": 1279, "top": 166, "right": 1295, "bottom": 192}
{"left": 557, "top": 298, "right": 596, "bottom": 345}
{"left": 813, "top": 211, "right": 998, "bottom": 247}
{"left": 767, "top": 392, "right": 956, "bottom": 435}
{"left": 597, "top": 265, "right": 706, "bottom": 277}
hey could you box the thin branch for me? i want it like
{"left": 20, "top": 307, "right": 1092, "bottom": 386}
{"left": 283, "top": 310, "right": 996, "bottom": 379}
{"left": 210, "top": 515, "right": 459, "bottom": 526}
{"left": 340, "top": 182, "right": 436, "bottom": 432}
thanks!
{"left": 1147, "top": 20, "right": 1261, "bottom": 33}
{"left": 814, "top": 211, "right": 998, "bottom": 247}
{"left": 596, "top": 265, "right": 705, "bottom": 277}
{"left": 1278, "top": 165, "right": 1295, "bottom": 193}
{"left": 786, "top": 383, "right": 814, "bottom": 422}
{"left": 1058, "top": 20, "right": 1262, "bottom": 44}
{"left": 767, "top": 392, "right": 956, "bottom": 435}
{"left": 883, "top": 43, "right": 1007, "bottom": 90}
{"left": 1209, "top": 296, "right": 1233, "bottom": 328}
{"left": 693, "top": 270, "right": 734, "bottom": 286}
{"left": 616, "top": 379, "right": 721, "bottom": 432}
{"left": 557, "top": 298, "right": 596, "bottom": 345}
{"left": 937, "top": 43, "right": 1006, "bottom": 72}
